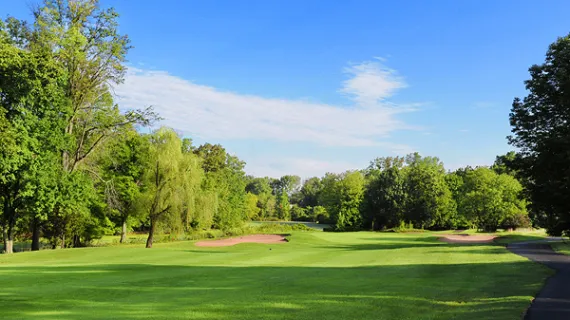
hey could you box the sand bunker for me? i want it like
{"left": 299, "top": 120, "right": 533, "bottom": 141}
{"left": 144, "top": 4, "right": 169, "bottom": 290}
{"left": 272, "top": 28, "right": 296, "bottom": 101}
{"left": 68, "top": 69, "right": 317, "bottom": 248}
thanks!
{"left": 439, "top": 234, "right": 497, "bottom": 244}
{"left": 195, "top": 234, "right": 287, "bottom": 247}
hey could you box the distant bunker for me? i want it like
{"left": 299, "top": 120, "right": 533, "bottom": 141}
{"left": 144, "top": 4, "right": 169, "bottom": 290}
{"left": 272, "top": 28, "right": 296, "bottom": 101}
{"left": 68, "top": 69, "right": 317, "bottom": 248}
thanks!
{"left": 439, "top": 234, "right": 497, "bottom": 244}
{"left": 195, "top": 234, "right": 288, "bottom": 247}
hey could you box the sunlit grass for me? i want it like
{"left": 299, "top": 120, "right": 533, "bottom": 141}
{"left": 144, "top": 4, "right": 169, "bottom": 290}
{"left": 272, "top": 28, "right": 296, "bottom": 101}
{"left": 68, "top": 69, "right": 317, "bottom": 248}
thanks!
{"left": 0, "top": 231, "right": 551, "bottom": 319}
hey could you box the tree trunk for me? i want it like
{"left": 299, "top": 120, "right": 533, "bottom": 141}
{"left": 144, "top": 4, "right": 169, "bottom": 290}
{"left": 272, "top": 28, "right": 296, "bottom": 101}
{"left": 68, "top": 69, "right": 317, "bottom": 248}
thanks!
{"left": 146, "top": 219, "right": 155, "bottom": 248}
{"left": 60, "top": 232, "right": 65, "bottom": 249}
{"left": 4, "top": 226, "right": 14, "bottom": 254}
{"left": 5, "top": 239, "right": 13, "bottom": 254}
{"left": 73, "top": 234, "right": 81, "bottom": 248}
{"left": 2, "top": 225, "right": 7, "bottom": 253}
{"left": 31, "top": 218, "right": 41, "bottom": 251}
{"left": 120, "top": 219, "right": 127, "bottom": 243}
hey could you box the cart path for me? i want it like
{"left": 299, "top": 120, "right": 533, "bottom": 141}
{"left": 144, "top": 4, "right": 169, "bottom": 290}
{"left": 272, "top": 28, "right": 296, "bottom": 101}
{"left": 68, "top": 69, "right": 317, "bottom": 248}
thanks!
{"left": 508, "top": 240, "right": 570, "bottom": 320}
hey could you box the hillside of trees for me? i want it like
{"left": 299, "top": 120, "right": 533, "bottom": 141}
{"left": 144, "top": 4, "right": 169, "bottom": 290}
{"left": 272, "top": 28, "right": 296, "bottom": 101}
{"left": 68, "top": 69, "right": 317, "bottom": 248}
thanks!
{"left": 2, "top": 0, "right": 562, "bottom": 254}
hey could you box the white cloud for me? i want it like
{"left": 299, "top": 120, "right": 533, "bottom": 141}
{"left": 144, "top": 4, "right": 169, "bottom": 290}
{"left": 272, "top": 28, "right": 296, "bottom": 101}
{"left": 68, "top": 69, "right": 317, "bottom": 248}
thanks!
{"left": 114, "top": 59, "right": 418, "bottom": 149}
{"left": 246, "top": 157, "right": 364, "bottom": 179}
{"left": 340, "top": 58, "right": 407, "bottom": 106}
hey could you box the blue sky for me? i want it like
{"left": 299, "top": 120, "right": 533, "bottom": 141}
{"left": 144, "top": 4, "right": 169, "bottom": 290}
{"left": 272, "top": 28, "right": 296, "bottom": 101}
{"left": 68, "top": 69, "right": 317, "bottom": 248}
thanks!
{"left": 3, "top": 0, "right": 570, "bottom": 178}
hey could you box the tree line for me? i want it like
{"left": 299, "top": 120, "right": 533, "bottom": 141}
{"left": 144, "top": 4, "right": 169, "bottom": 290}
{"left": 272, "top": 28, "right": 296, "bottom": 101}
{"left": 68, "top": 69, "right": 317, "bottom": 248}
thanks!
{"left": 250, "top": 152, "right": 529, "bottom": 232}
{"left": 2, "top": 0, "right": 567, "bottom": 254}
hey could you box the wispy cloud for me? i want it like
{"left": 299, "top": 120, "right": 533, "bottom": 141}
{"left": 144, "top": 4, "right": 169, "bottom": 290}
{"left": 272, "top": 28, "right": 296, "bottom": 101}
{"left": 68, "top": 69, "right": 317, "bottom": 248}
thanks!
{"left": 340, "top": 58, "right": 407, "bottom": 106}
{"left": 246, "top": 157, "right": 363, "bottom": 179}
{"left": 114, "top": 59, "right": 419, "bottom": 149}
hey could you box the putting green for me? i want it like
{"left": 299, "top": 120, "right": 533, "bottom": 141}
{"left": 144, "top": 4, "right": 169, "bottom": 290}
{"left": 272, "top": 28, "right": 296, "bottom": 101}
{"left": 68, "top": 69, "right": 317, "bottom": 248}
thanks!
{"left": 0, "top": 232, "right": 551, "bottom": 319}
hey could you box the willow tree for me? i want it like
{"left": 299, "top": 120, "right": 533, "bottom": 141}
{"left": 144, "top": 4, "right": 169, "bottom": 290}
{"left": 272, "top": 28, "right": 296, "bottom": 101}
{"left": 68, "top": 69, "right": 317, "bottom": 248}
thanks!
{"left": 141, "top": 128, "right": 203, "bottom": 248}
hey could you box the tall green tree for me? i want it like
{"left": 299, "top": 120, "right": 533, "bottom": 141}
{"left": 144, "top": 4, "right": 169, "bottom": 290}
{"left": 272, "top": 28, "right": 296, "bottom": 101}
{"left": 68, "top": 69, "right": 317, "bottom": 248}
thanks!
{"left": 0, "top": 38, "right": 67, "bottom": 253}
{"left": 98, "top": 128, "right": 150, "bottom": 243}
{"left": 194, "top": 144, "right": 248, "bottom": 230}
{"left": 320, "top": 171, "right": 365, "bottom": 230}
{"left": 362, "top": 166, "right": 408, "bottom": 230}
{"left": 296, "top": 177, "right": 323, "bottom": 208}
{"left": 508, "top": 34, "right": 570, "bottom": 235}
{"left": 458, "top": 167, "right": 527, "bottom": 231}
{"left": 404, "top": 154, "right": 457, "bottom": 229}
{"left": 491, "top": 151, "right": 518, "bottom": 176}
{"left": 140, "top": 128, "right": 203, "bottom": 248}
{"left": 29, "top": 0, "right": 156, "bottom": 173}
{"left": 275, "top": 192, "right": 291, "bottom": 220}
{"left": 3, "top": 0, "right": 157, "bottom": 248}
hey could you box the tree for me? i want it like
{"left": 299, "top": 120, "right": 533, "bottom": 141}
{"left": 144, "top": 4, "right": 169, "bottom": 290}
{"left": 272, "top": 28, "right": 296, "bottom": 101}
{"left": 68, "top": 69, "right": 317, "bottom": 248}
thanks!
{"left": 275, "top": 192, "right": 290, "bottom": 220}
{"left": 320, "top": 171, "right": 365, "bottom": 230}
{"left": 508, "top": 34, "right": 570, "bottom": 235}
{"left": 245, "top": 177, "right": 272, "bottom": 195}
{"left": 29, "top": 0, "right": 156, "bottom": 173}
{"left": 193, "top": 143, "right": 227, "bottom": 174}
{"left": 310, "top": 206, "right": 330, "bottom": 224}
{"left": 98, "top": 128, "right": 150, "bottom": 243}
{"left": 194, "top": 143, "right": 248, "bottom": 230}
{"left": 491, "top": 152, "right": 518, "bottom": 176}
{"left": 458, "top": 167, "right": 527, "bottom": 231}
{"left": 244, "top": 193, "right": 260, "bottom": 220}
{"left": 0, "top": 38, "right": 67, "bottom": 253}
{"left": 362, "top": 166, "right": 407, "bottom": 230}
{"left": 1, "top": 0, "right": 157, "bottom": 249}
{"left": 278, "top": 175, "right": 301, "bottom": 195}
{"left": 404, "top": 154, "right": 457, "bottom": 229}
{"left": 296, "top": 177, "right": 323, "bottom": 208}
{"left": 140, "top": 128, "right": 203, "bottom": 248}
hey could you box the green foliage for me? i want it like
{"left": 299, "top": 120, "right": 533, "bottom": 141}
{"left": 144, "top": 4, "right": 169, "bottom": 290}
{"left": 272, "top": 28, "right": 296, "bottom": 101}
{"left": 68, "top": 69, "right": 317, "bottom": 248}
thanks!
{"left": 244, "top": 192, "right": 261, "bottom": 220}
{"left": 275, "top": 192, "right": 291, "bottom": 220}
{"left": 508, "top": 34, "right": 570, "bottom": 236}
{"left": 310, "top": 206, "right": 330, "bottom": 224}
{"left": 319, "top": 171, "right": 365, "bottom": 230}
{"left": 403, "top": 154, "right": 457, "bottom": 230}
{"left": 393, "top": 221, "right": 418, "bottom": 232}
{"left": 0, "top": 37, "right": 68, "bottom": 253}
{"left": 290, "top": 205, "right": 308, "bottom": 221}
{"left": 458, "top": 167, "right": 527, "bottom": 231}
{"left": 97, "top": 127, "right": 150, "bottom": 241}
{"left": 140, "top": 127, "right": 203, "bottom": 247}
{"left": 362, "top": 164, "right": 407, "bottom": 230}
{"left": 295, "top": 177, "right": 323, "bottom": 208}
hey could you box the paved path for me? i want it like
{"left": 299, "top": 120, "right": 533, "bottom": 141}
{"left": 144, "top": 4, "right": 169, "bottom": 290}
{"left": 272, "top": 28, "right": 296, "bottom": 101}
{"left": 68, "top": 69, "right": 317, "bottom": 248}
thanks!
{"left": 508, "top": 240, "right": 570, "bottom": 320}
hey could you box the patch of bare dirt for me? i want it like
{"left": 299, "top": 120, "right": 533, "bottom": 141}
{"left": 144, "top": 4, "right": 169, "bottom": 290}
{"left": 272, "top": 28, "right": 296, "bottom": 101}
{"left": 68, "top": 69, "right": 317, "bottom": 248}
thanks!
{"left": 439, "top": 234, "right": 497, "bottom": 244}
{"left": 195, "top": 234, "right": 287, "bottom": 247}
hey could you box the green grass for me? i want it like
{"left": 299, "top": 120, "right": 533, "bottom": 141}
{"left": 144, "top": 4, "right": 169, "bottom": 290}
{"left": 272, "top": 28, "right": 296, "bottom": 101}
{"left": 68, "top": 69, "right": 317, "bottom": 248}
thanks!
{"left": 550, "top": 241, "right": 570, "bottom": 255}
{"left": 0, "top": 231, "right": 551, "bottom": 320}
{"left": 492, "top": 229, "right": 548, "bottom": 245}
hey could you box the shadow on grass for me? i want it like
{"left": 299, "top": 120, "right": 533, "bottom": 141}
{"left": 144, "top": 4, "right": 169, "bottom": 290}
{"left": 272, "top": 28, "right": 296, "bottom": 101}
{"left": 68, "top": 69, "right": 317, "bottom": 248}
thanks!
{"left": 320, "top": 236, "right": 502, "bottom": 251}
{"left": 183, "top": 250, "right": 230, "bottom": 254}
{"left": 0, "top": 261, "right": 552, "bottom": 320}
{"left": 493, "top": 235, "right": 548, "bottom": 245}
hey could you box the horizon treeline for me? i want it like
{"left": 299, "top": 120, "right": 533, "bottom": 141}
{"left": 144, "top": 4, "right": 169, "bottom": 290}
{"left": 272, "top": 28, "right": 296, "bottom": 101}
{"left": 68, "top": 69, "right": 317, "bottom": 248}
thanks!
{"left": 0, "top": 1, "right": 533, "bottom": 254}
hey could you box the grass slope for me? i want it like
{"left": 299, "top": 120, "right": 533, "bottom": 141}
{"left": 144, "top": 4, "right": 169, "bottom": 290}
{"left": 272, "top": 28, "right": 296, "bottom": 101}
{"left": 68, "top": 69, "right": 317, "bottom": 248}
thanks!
{"left": 0, "top": 232, "right": 551, "bottom": 320}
